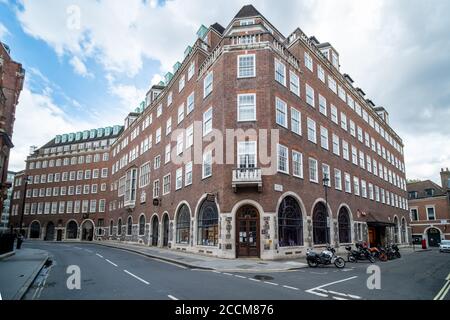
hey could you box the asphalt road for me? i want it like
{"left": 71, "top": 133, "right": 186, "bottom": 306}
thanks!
{"left": 22, "top": 242, "right": 450, "bottom": 300}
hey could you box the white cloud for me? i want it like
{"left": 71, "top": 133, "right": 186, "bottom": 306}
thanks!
{"left": 11, "top": 0, "right": 450, "bottom": 183}
{"left": 0, "top": 22, "right": 10, "bottom": 40}
{"left": 69, "top": 56, "right": 93, "bottom": 78}
{"left": 9, "top": 84, "right": 95, "bottom": 172}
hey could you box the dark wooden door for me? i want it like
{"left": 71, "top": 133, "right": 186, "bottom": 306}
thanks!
{"left": 236, "top": 206, "right": 260, "bottom": 258}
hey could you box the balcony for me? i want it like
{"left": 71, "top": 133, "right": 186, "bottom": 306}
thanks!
{"left": 232, "top": 168, "right": 262, "bottom": 192}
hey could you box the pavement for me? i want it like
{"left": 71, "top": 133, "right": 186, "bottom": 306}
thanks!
{"left": 87, "top": 240, "right": 308, "bottom": 272}
{"left": 19, "top": 241, "right": 450, "bottom": 300}
{"left": 0, "top": 247, "right": 49, "bottom": 300}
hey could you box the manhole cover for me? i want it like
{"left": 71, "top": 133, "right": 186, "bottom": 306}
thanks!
{"left": 254, "top": 275, "right": 274, "bottom": 281}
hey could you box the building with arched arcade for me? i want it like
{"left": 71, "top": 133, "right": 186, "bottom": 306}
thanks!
{"left": 9, "top": 5, "right": 410, "bottom": 259}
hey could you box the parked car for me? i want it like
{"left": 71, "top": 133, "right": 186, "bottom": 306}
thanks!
{"left": 439, "top": 240, "right": 450, "bottom": 253}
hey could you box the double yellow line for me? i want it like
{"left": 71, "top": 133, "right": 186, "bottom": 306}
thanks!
{"left": 434, "top": 273, "right": 450, "bottom": 300}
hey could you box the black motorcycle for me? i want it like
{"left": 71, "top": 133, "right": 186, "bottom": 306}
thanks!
{"left": 386, "top": 244, "right": 401, "bottom": 259}
{"left": 345, "top": 243, "right": 375, "bottom": 263}
{"left": 307, "top": 246, "right": 346, "bottom": 269}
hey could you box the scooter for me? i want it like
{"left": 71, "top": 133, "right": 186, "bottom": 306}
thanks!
{"left": 306, "top": 245, "right": 346, "bottom": 269}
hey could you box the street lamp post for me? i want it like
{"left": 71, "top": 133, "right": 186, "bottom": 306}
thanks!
{"left": 18, "top": 175, "right": 31, "bottom": 237}
{"left": 322, "top": 173, "right": 330, "bottom": 245}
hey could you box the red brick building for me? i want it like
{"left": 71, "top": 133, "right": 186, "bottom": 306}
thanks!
{"left": 408, "top": 169, "right": 450, "bottom": 246}
{"left": 0, "top": 42, "right": 24, "bottom": 216}
{"left": 10, "top": 5, "right": 409, "bottom": 259}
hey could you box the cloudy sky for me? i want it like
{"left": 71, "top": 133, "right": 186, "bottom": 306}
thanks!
{"left": 1, "top": 0, "right": 449, "bottom": 184}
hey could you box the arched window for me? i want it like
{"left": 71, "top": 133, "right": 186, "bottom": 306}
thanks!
{"left": 313, "top": 202, "right": 330, "bottom": 245}
{"left": 127, "top": 217, "right": 133, "bottom": 236}
{"left": 66, "top": 221, "right": 78, "bottom": 239}
{"left": 118, "top": 219, "right": 122, "bottom": 235}
{"left": 401, "top": 218, "right": 407, "bottom": 244}
{"left": 197, "top": 199, "right": 219, "bottom": 246}
{"left": 139, "top": 215, "right": 146, "bottom": 236}
{"left": 176, "top": 204, "right": 191, "bottom": 244}
{"left": 338, "top": 207, "right": 351, "bottom": 244}
{"left": 151, "top": 216, "right": 159, "bottom": 246}
{"left": 109, "top": 220, "right": 114, "bottom": 235}
{"left": 30, "top": 221, "right": 40, "bottom": 239}
{"left": 278, "top": 196, "right": 303, "bottom": 247}
{"left": 393, "top": 216, "right": 399, "bottom": 243}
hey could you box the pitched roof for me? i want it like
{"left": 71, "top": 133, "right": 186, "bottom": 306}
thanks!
{"left": 211, "top": 23, "right": 225, "bottom": 35}
{"left": 234, "top": 5, "right": 262, "bottom": 19}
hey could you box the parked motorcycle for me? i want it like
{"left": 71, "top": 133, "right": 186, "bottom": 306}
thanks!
{"left": 307, "top": 245, "right": 346, "bottom": 269}
{"left": 368, "top": 246, "right": 388, "bottom": 262}
{"left": 345, "top": 243, "right": 375, "bottom": 263}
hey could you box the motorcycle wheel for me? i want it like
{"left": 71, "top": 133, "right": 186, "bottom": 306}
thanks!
{"left": 396, "top": 252, "right": 401, "bottom": 259}
{"left": 307, "top": 259, "right": 319, "bottom": 268}
{"left": 334, "top": 257, "right": 346, "bottom": 269}
{"left": 368, "top": 255, "right": 375, "bottom": 263}
{"left": 379, "top": 253, "right": 388, "bottom": 262}
{"left": 348, "top": 255, "right": 357, "bottom": 263}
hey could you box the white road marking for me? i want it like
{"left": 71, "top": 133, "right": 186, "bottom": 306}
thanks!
{"left": 434, "top": 280, "right": 450, "bottom": 300}
{"left": 85, "top": 249, "right": 93, "bottom": 253}
{"left": 234, "top": 275, "right": 246, "bottom": 279}
{"left": 168, "top": 295, "right": 179, "bottom": 300}
{"left": 283, "top": 285, "right": 299, "bottom": 291}
{"left": 105, "top": 259, "right": 118, "bottom": 267}
{"left": 248, "top": 278, "right": 261, "bottom": 282}
{"left": 264, "top": 281, "right": 279, "bottom": 286}
{"left": 124, "top": 270, "right": 150, "bottom": 285}
{"left": 0, "top": 292, "right": 2, "bottom": 300}
{"left": 306, "top": 276, "right": 359, "bottom": 300}
{"left": 212, "top": 271, "right": 221, "bottom": 274}
{"left": 332, "top": 296, "right": 348, "bottom": 300}
{"left": 96, "top": 253, "right": 104, "bottom": 258}
{"left": 307, "top": 290, "right": 328, "bottom": 297}
{"left": 222, "top": 272, "right": 233, "bottom": 276}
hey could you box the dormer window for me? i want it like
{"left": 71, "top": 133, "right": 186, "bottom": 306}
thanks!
{"left": 332, "top": 52, "right": 339, "bottom": 68}
{"left": 425, "top": 188, "right": 435, "bottom": 197}
{"left": 408, "top": 191, "right": 418, "bottom": 199}
{"left": 240, "top": 19, "right": 255, "bottom": 26}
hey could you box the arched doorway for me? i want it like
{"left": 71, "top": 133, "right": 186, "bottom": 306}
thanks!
{"left": 236, "top": 205, "right": 260, "bottom": 258}
{"left": 81, "top": 220, "right": 94, "bottom": 241}
{"left": 197, "top": 199, "right": 219, "bottom": 247}
{"left": 427, "top": 228, "right": 441, "bottom": 247}
{"left": 338, "top": 207, "right": 351, "bottom": 244}
{"left": 313, "top": 202, "right": 330, "bottom": 245}
{"left": 176, "top": 204, "right": 191, "bottom": 244}
{"left": 66, "top": 221, "right": 78, "bottom": 239}
{"left": 45, "top": 222, "right": 55, "bottom": 241}
{"left": 401, "top": 218, "right": 407, "bottom": 244}
{"left": 278, "top": 196, "right": 303, "bottom": 247}
{"left": 29, "top": 221, "right": 41, "bottom": 239}
{"left": 151, "top": 216, "right": 159, "bottom": 246}
{"left": 393, "top": 216, "right": 399, "bottom": 243}
{"left": 162, "top": 214, "right": 169, "bottom": 247}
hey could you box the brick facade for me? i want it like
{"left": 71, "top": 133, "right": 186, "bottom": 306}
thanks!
{"left": 9, "top": 5, "right": 409, "bottom": 259}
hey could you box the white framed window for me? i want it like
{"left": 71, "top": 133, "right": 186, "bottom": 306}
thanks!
{"left": 319, "top": 94, "right": 327, "bottom": 115}
{"left": 163, "top": 174, "right": 171, "bottom": 195}
{"left": 154, "top": 155, "right": 161, "bottom": 170}
{"left": 320, "top": 126, "right": 329, "bottom": 150}
{"left": 292, "top": 151, "right": 303, "bottom": 178}
{"left": 188, "top": 62, "right": 195, "bottom": 80}
{"left": 426, "top": 206, "right": 436, "bottom": 220}
{"left": 167, "top": 92, "right": 173, "bottom": 107}
{"left": 156, "top": 127, "right": 161, "bottom": 144}
{"left": 178, "top": 104, "right": 185, "bottom": 124}
{"left": 202, "top": 151, "right": 213, "bottom": 178}
{"left": 334, "top": 169, "right": 342, "bottom": 190}
{"left": 342, "top": 140, "right": 349, "bottom": 160}
{"left": 331, "top": 105, "right": 338, "bottom": 124}
{"left": 157, "top": 104, "right": 162, "bottom": 118}
{"left": 304, "top": 52, "right": 313, "bottom": 71}
{"left": 165, "top": 144, "right": 171, "bottom": 164}
{"left": 340, "top": 113, "right": 347, "bottom": 131}
{"left": 359, "top": 150, "right": 365, "bottom": 169}
{"left": 289, "top": 71, "right": 300, "bottom": 96}
{"left": 153, "top": 180, "right": 160, "bottom": 198}
{"left": 275, "top": 58, "right": 286, "bottom": 86}
{"left": 237, "top": 141, "right": 257, "bottom": 169}
{"left": 357, "top": 126, "right": 363, "bottom": 142}
{"left": 322, "top": 163, "right": 331, "bottom": 186}
{"left": 354, "top": 177, "right": 360, "bottom": 196}
{"left": 344, "top": 173, "right": 351, "bottom": 193}
{"left": 179, "top": 75, "right": 185, "bottom": 92}
{"left": 307, "top": 118, "right": 317, "bottom": 144}
{"left": 176, "top": 134, "right": 184, "bottom": 155}
{"left": 338, "top": 86, "right": 346, "bottom": 101}
{"left": 306, "top": 84, "right": 315, "bottom": 107}
{"left": 238, "top": 94, "right": 256, "bottom": 122}
{"left": 361, "top": 180, "right": 367, "bottom": 198}
{"left": 309, "top": 158, "right": 318, "bottom": 183}
{"left": 275, "top": 97, "right": 288, "bottom": 128}
{"left": 203, "top": 71, "right": 213, "bottom": 98}
{"left": 332, "top": 134, "right": 340, "bottom": 156}
{"left": 186, "top": 124, "right": 194, "bottom": 149}
{"left": 185, "top": 162, "right": 193, "bottom": 186}
{"left": 349, "top": 120, "right": 356, "bottom": 137}
{"left": 291, "top": 108, "right": 301, "bottom": 135}
{"left": 187, "top": 92, "right": 195, "bottom": 114}
{"left": 368, "top": 183, "right": 374, "bottom": 200}
{"left": 203, "top": 107, "right": 213, "bottom": 136}
{"left": 238, "top": 54, "right": 256, "bottom": 78}
{"left": 139, "top": 162, "right": 151, "bottom": 188}
{"left": 328, "top": 75, "right": 337, "bottom": 93}
{"left": 176, "top": 168, "right": 183, "bottom": 190}
{"left": 277, "top": 144, "right": 289, "bottom": 174}
{"left": 318, "top": 64, "right": 325, "bottom": 82}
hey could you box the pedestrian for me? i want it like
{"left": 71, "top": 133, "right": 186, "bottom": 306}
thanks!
{"left": 16, "top": 232, "right": 24, "bottom": 250}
